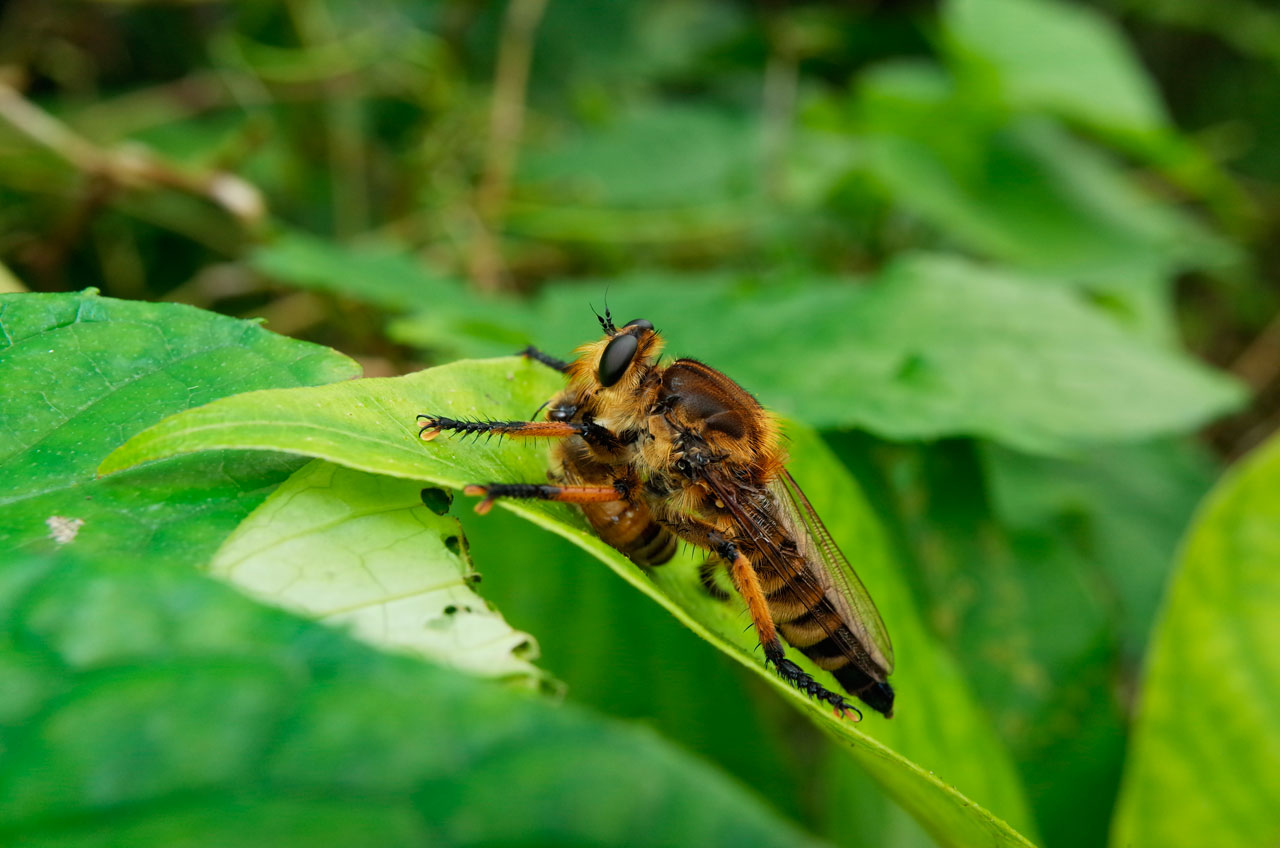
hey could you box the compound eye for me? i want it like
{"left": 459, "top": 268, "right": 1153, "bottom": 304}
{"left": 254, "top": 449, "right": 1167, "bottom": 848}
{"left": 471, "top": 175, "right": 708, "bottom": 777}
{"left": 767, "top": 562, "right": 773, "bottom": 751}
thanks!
{"left": 598, "top": 333, "right": 639, "bottom": 387}
{"left": 624, "top": 318, "right": 654, "bottom": 331}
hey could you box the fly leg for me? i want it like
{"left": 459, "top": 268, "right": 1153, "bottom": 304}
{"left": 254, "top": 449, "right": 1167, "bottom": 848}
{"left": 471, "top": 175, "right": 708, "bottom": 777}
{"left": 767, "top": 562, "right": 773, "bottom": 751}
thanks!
{"left": 518, "top": 346, "right": 570, "bottom": 373}
{"left": 698, "top": 560, "right": 732, "bottom": 601}
{"left": 685, "top": 527, "right": 861, "bottom": 721}
{"left": 462, "top": 480, "right": 629, "bottom": 515}
{"left": 417, "top": 416, "right": 582, "bottom": 441}
{"left": 720, "top": 544, "right": 861, "bottom": 721}
{"left": 417, "top": 414, "right": 625, "bottom": 452}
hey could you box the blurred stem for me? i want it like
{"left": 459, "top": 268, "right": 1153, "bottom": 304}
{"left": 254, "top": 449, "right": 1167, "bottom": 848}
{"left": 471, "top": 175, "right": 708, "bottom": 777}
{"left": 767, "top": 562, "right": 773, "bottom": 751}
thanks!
{"left": 0, "top": 81, "right": 103, "bottom": 171}
{"left": 0, "top": 81, "right": 265, "bottom": 221}
{"left": 469, "top": 0, "right": 548, "bottom": 293}
{"left": 285, "top": 0, "right": 369, "bottom": 239}
{"left": 1113, "top": 0, "right": 1280, "bottom": 65}
{"left": 0, "top": 80, "right": 264, "bottom": 285}
{"left": 1231, "top": 308, "right": 1280, "bottom": 390}
{"left": 761, "top": 31, "right": 798, "bottom": 202}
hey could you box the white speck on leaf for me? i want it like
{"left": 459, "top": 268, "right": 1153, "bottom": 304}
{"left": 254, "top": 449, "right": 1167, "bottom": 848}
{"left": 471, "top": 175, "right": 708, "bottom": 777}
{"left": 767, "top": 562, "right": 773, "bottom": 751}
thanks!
{"left": 46, "top": 516, "right": 85, "bottom": 544}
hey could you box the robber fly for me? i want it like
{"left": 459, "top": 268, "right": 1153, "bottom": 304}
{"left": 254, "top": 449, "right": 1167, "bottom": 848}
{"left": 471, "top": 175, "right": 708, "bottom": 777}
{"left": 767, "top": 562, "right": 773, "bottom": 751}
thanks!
{"left": 416, "top": 311, "right": 895, "bottom": 719}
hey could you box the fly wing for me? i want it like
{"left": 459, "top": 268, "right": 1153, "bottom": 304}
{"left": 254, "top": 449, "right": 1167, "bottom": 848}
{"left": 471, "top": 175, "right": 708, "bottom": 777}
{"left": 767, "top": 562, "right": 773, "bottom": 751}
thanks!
{"left": 696, "top": 466, "right": 894, "bottom": 679}
{"left": 774, "top": 470, "right": 895, "bottom": 674}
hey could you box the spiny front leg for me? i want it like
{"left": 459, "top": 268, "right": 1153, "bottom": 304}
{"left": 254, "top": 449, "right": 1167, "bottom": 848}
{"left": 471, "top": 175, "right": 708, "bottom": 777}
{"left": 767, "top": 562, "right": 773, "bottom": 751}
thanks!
{"left": 463, "top": 481, "right": 629, "bottom": 515}
{"left": 417, "top": 415, "right": 582, "bottom": 442}
{"left": 418, "top": 413, "right": 630, "bottom": 452}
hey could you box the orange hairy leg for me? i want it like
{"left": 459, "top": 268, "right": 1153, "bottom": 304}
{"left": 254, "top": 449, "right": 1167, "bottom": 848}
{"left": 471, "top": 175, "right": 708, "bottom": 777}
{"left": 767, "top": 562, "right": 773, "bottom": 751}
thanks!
{"left": 726, "top": 547, "right": 778, "bottom": 647}
{"left": 709, "top": 533, "right": 862, "bottom": 722}
{"left": 462, "top": 482, "right": 625, "bottom": 515}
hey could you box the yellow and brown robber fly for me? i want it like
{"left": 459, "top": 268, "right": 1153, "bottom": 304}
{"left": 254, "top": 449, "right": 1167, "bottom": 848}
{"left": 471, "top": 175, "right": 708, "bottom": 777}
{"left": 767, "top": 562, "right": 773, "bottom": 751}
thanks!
{"left": 417, "top": 310, "right": 895, "bottom": 719}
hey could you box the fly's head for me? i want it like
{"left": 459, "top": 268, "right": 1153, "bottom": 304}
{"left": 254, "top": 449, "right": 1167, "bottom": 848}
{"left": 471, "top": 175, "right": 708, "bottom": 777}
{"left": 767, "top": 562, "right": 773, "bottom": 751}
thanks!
{"left": 568, "top": 314, "right": 664, "bottom": 423}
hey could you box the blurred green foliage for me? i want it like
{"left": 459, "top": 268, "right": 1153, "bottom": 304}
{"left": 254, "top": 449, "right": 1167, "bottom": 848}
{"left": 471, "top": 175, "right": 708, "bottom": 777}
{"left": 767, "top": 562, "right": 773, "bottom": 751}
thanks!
{"left": 2, "top": 0, "right": 1279, "bottom": 846}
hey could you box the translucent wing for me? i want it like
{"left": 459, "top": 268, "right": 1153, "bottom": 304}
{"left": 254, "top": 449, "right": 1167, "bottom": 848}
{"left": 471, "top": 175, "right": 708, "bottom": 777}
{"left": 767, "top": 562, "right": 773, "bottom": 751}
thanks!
{"left": 696, "top": 466, "right": 894, "bottom": 680}
{"left": 774, "top": 470, "right": 894, "bottom": 673}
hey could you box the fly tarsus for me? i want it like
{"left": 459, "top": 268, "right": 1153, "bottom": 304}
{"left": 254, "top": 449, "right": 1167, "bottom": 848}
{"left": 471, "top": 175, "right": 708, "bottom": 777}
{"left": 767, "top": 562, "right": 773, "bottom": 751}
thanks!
{"left": 519, "top": 345, "right": 571, "bottom": 373}
{"left": 764, "top": 644, "right": 863, "bottom": 722}
{"left": 417, "top": 414, "right": 501, "bottom": 441}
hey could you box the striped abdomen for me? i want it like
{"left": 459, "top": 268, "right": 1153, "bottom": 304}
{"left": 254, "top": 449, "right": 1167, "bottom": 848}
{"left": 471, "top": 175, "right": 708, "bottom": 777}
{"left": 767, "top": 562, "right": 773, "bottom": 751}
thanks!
{"left": 763, "top": 564, "right": 895, "bottom": 716}
{"left": 580, "top": 499, "right": 677, "bottom": 566}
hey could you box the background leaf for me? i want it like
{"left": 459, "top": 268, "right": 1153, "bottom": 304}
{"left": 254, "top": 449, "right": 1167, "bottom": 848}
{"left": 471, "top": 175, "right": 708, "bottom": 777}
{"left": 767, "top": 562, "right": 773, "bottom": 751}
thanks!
{"left": 385, "top": 259, "right": 1245, "bottom": 452}
{"left": 1111, "top": 431, "right": 1280, "bottom": 848}
{"left": 0, "top": 291, "right": 360, "bottom": 568}
{"left": 944, "top": 0, "right": 1168, "bottom": 134}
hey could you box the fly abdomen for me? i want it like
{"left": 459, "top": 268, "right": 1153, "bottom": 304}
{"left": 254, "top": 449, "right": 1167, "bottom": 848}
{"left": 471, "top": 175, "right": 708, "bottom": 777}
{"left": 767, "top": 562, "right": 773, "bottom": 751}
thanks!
{"left": 773, "top": 580, "right": 897, "bottom": 717}
{"left": 766, "top": 577, "right": 829, "bottom": 626}
{"left": 580, "top": 500, "right": 677, "bottom": 566}
{"left": 625, "top": 516, "right": 678, "bottom": 565}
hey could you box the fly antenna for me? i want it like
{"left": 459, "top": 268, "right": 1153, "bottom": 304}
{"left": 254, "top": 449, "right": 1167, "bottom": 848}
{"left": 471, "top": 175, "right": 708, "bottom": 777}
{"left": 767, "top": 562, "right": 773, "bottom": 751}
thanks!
{"left": 591, "top": 289, "right": 616, "bottom": 335}
{"left": 592, "top": 305, "right": 613, "bottom": 335}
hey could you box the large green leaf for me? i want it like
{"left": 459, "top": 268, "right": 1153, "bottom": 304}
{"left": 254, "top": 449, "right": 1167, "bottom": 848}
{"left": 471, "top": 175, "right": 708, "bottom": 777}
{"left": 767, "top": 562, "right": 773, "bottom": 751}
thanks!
{"left": 978, "top": 440, "right": 1217, "bottom": 847}
{"left": 503, "top": 258, "right": 1242, "bottom": 452}
{"left": 0, "top": 291, "right": 360, "bottom": 566}
{"left": 210, "top": 460, "right": 544, "bottom": 685}
{"left": 0, "top": 553, "right": 824, "bottom": 848}
{"left": 1111, "top": 432, "right": 1280, "bottom": 848}
{"left": 251, "top": 231, "right": 464, "bottom": 313}
{"left": 853, "top": 63, "right": 1227, "bottom": 296}
{"left": 101, "top": 356, "right": 1039, "bottom": 848}
{"left": 944, "top": 0, "right": 1167, "bottom": 134}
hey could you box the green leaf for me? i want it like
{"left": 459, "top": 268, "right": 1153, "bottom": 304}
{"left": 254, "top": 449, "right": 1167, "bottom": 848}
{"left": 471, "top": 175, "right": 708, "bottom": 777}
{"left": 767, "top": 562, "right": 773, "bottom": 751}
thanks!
{"left": 494, "top": 259, "right": 1242, "bottom": 452}
{"left": 101, "top": 357, "right": 1039, "bottom": 848}
{"left": 944, "top": 0, "right": 1167, "bottom": 134}
{"left": 1111, "top": 432, "right": 1280, "bottom": 848}
{"left": 854, "top": 63, "right": 1229, "bottom": 292}
{"left": 250, "top": 230, "right": 465, "bottom": 313}
{"left": 506, "top": 104, "right": 765, "bottom": 244}
{"left": 977, "top": 440, "right": 1217, "bottom": 843}
{"left": 984, "top": 439, "right": 1218, "bottom": 658}
{"left": 0, "top": 553, "right": 824, "bottom": 848}
{"left": 0, "top": 291, "right": 360, "bottom": 567}
{"left": 210, "top": 460, "right": 544, "bottom": 685}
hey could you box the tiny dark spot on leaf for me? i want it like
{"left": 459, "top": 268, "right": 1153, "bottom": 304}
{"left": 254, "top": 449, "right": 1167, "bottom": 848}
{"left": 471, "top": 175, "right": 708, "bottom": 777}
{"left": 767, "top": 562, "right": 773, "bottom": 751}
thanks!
{"left": 444, "top": 535, "right": 461, "bottom": 555}
{"left": 443, "top": 605, "right": 458, "bottom": 615}
{"left": 513, "top": 639, "right": 534, "bottom": 658}
{"left": 467, "top": 572, "right": 483, "bottom": 584}
{"left": 420, "top": 487, "right": 452, "bottom": 515}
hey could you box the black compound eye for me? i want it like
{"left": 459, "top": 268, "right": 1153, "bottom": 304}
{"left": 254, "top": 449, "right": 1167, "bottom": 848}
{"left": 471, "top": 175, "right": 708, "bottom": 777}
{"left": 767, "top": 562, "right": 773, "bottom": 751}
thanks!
{"left": 598, "top": 333, "right": 639, "bottom": 387}
{"left": 624, "top": 318, "right": 654, "bottom": 331}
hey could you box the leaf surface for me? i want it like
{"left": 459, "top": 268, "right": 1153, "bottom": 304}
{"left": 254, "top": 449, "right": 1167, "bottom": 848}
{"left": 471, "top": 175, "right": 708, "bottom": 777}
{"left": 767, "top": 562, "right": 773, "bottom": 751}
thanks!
{"left": 1111, "top": 433, "right": 1280, "bottom": 848}
{"left": 0, "top": 291, "right": 360, "bottom": 567}
{"left": 210, "top": 461, "right": 544, "bottom": 684}
{"left": 944, "top": 0, "right": 1167, "bottom": 134}
{"left": 0, "top": 553, "right": 823, "bottom": 848}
